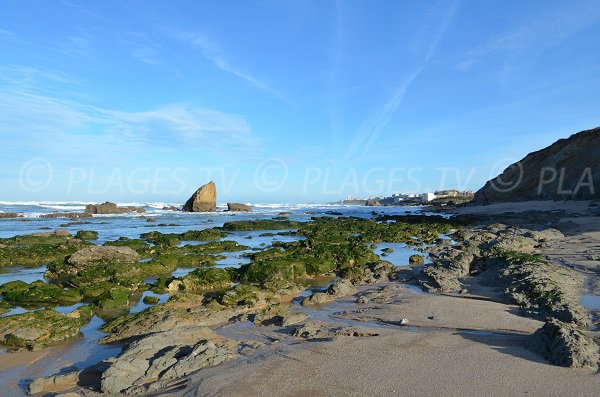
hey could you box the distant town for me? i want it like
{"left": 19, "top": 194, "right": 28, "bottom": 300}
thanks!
{"left": 336, "top": 190, "right": 475, "bottom": 206}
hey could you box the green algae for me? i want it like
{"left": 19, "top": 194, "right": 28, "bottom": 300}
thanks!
{"left": 0, "top": 280, "right": 83, "bottom": 305}
{"left": 0, "top": 306, "right": 92, "bottom": 351}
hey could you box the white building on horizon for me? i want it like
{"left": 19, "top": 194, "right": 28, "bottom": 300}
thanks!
{"left": 421, "top": 192, "right": 436, "bottom": 202}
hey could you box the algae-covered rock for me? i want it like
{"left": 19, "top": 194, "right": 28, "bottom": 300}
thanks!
{"left": 103, "top": 237, "right": 152, "bottom": 255}
{"left": 496, "top": 250, "right": 589, "bottom": 326}
{"left": 409, "top": 254, "right": 425, "bottom": 265}
{"left": 68, "top": 246, "right": 140, "bottom": 267}
{"left": 94, "top": 286, "right": 131, "bottom": 310}
{"left": 0, "top": 280, "right": 83, "bottom": 305}
{"left": 75, "top": 230, "right": 98, "bottom": 240}
{"left": 142, "top": 295, "right": 160, "bottom": 305}
{"left": 180, "top": 268, "right": 233, "bottom": 292}
{"left": 0, "top": 232, "right": 89, "bottom": 268}
{"left": 0, "top": 306, "right": 92, "bottom": 351}
{"left": 222, "top": 219, "right": 301, "bottom": 231}
{"left": 528, "top": 318, "right": 600, "bottom": 369}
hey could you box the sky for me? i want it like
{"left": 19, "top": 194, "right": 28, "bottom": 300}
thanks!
{"left": 1, "top": 0, "right": 600, "bottom": 203}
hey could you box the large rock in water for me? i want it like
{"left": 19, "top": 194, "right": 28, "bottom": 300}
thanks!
{"left": 85, "top": 202, "right": 145, "bottom": 215}
{"left": 183, "top": 181, "right": 217, "bottom": 212}
{"left": 474, "top": 127, "right": 600, "bottom": 203}
{"left": 227, "top": 203, "right": 251, "bottom": 212}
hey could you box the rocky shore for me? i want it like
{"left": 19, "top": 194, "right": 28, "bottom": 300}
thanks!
{"left": 0, "top": 201, "right": 599, "bottom": 396}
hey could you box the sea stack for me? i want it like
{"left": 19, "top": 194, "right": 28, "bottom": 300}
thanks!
{"left": 183, "top": 181, "right": 217, "bottom": 212}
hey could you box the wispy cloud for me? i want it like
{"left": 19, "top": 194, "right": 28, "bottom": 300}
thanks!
{"left": 172, "top": 31, "right": 294, "bottom": 106}
{"left": 344, "top": 0, "right": 461, "bottom": 161}
{"left": 0, "top": 66, "right": 258, "bottom": 165}
{"left": 120, "top": 31, "right": 163, "bottom": 65}
{"left": 55, "top": 30, "right": 95, "bottom": 59}
{"left": 456, "top": 1, "right": 600, "bottom": 75}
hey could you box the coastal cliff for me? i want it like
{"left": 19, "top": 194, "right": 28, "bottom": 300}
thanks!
{"left": 474, "top": 127, "right": 600, "bottom": 203}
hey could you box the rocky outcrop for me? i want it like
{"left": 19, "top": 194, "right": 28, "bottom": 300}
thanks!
{"left": 528, "top": 318, "right": 600, "bottom": 369}
{"left": 0, "top": 212, "right": 20, "bottom": 219}
{"left": 100, "top": 326, "right": 238, "bottom": 395}
{"left": 419, "top": 225, "right": 589, "bottom": 326}
{"left": 183, "top": 181, "right": 217, "bottom": 212}
{"left": 85, "top": 202, "right": 145, "bottom": 215}
{"left": 227, "top": 203, "right": 252, "bottom": 212}
{"left": 365, "top": 199, "right": 381, "bottom": 207}
{"left": 474, "top": 127, "right": 600, "bottom": 203}
{"left": 68, "top": 246, "right": 140, "bottom": 267}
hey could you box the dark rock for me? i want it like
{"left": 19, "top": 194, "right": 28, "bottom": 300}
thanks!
{"left": 0, "top": 212, "right": 20, "bottom": 219}
{"left": 227, "top": 203, "right": 252, "bottom": 212}
{"left": 183, "top": 181, "right": 217, "bottom": 212}
{"left": 40, "top": 212, "right": 92, "bottom": 219}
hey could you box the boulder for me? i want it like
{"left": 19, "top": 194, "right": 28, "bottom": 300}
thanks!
{"left": 301, "top": 291, "right": 332, "bottom": 306}
{"left": 28, "top": 371, "right": 79, "bottom": 395}
{"left": 528, "top": 318, "right": 600, "bottom": 369}
{"left": 68, "top": 246, "right": 140, "bottom": 267}
{"left": 85, "top": 202, "right": 145, "bottom": 215}
{"left": 281, "top": 312, "right": 309, "bottom": 327}
{"left": 326, "top": 279, "right": 357, "bottom": 297}
{"left": 227, "top": 203, "right": 252, "bottom": 212}
{"left": 365, "top": 199, "right": 381, "bottom": 207}
{"left": 183, "top": 181, "right": 217, "bottom": 212}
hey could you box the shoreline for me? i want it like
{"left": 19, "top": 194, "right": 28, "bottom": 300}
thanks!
{"left": 0, "top": 200, "right": 599, "bottom": 396}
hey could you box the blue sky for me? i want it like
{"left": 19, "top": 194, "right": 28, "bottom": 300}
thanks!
{"left": 1, "top": 0, "right": 599, "bottom": 203}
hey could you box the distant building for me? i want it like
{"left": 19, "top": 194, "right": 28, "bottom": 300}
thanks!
{"left": 421, "top": 192, "right": 436, "bottom": 202}
{"left": 435, "top": 189, "right": 460, "bottom": 197}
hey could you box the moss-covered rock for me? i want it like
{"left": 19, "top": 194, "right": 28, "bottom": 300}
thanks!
{"left": 94, "top": 286, "right": 131, "bottom": 310}
{"left": 0, "top": 306, "right": 92, "bottom": 351}
{"left": 180, "top": 228, "right": 226, "bottom": 241}
{"left": 409, "top": 254, "right": 425, "bottom": 265}
{"left": 0, "top": 280, "right": 83, "bottom": 305}
{"left": 0, "top": 232, "right": 90, "bottom": 268}
{"left": 179, "top": 268, "right": 232, "bottom": 292}
{"left": 221, "top": 220, "right": 301, "bottom": 231}
{"left": 104, "top": 237, "right": 151, "bottom": 255}
{"left": 76, "top": 230, "right": 98, "bottom": 240}
{"left": 142, "top": 295, "right": 160, "bottom": 305}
